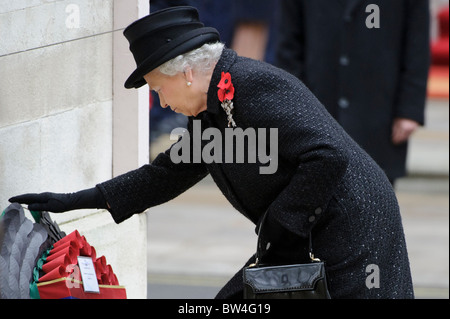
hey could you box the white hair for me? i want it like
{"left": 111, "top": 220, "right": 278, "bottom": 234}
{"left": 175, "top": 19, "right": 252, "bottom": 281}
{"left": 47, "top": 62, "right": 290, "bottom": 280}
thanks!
{"left": 158, "top": 42, "right": 225, "bottom": 76}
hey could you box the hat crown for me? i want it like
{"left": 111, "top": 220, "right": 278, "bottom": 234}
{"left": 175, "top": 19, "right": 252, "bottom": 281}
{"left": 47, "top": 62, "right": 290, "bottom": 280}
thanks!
{"left": 123, "top": 6, "right": 201, "bottom": 44}
{"left": 122, "top": 6, "right": 220, "bottom": 89}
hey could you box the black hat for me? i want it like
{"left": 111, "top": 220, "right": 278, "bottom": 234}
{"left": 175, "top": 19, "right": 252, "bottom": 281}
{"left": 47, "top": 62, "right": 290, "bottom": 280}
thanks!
{"left": 123, "top": 6, "right": 220, "bottom": 89}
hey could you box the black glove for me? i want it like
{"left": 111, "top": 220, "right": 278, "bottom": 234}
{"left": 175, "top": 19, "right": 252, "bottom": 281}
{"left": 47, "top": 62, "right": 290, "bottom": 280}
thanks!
{"left": 9, "top": 187, "right": 108, "bottom": 213}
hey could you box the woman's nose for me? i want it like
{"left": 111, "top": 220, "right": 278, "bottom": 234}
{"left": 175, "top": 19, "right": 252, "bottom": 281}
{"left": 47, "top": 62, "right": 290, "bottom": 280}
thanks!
{"left": 159, "top": 93, "right": 168, "bottom": 108}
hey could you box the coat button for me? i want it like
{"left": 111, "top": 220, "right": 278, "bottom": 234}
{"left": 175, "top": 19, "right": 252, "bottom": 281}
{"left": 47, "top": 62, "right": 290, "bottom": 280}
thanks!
{"left": 315, "top": 207, "right": 323, "bottom": 215}
{"left": 309, "top": 215, "right": 316, "bottom": 223}
{"left": 338, "top": 98, "right": 350, "bottom": 109}
{"left": 340, "top": 55, "right": 350, "bottom": 66}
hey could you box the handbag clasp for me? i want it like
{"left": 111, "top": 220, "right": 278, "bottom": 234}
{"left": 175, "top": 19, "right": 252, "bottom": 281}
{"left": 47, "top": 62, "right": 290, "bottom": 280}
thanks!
{"left": 309, "top": 252, "right": 321, "bottom": 262}
{"left": 248, "top": 258, "right": 260, "bottom": 268}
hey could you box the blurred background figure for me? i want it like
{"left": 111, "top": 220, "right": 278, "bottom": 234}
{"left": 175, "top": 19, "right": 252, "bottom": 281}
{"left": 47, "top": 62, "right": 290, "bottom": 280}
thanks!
{"left": 229, "top": 0, "right": 277, "bottom": 64}
{"left": 429, "top": 2, "right": 449, "bottom": 99}
{"left": 275, "top": 0, "right": 431, "bottom": 185}
{"left": 148, "top": 0, "right": 276, "bottom": 158}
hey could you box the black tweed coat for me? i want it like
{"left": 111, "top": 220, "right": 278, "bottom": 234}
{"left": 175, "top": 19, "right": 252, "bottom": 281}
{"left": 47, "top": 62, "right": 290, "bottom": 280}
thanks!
{"left": 97, "top": 48, "right": 414, "bottom": 298}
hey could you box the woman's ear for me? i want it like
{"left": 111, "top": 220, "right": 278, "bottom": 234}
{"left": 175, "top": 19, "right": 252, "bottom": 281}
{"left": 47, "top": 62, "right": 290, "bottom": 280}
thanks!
{"left": 183, "top": 67, "right": 194, "bottom": 83}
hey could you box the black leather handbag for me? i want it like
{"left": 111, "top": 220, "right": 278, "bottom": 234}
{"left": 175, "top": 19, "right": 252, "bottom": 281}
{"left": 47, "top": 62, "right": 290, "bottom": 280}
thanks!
{"left": 243, "top": 212, "right": 331, "bottom": 299}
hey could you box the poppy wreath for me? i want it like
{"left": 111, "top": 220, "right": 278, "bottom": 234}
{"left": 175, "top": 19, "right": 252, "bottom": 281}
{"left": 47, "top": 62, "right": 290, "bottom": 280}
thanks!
{"left": 0, "top": 203, "right": 126, "bottom": 299}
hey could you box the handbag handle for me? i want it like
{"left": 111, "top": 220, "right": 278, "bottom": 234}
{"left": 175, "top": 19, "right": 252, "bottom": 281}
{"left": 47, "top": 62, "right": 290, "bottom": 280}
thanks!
{"left": 250, "top": 210, "right": 321, "bottom": 268}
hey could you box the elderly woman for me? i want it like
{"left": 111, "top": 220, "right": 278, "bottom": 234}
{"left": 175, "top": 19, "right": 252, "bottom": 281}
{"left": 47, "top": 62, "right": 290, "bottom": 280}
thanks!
{"left": 10, "top": 7, "right": 414, "bottom": 299}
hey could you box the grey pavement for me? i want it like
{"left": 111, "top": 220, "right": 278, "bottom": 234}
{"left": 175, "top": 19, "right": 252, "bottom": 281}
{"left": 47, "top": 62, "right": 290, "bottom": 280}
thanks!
{"left": 146, "top": 98, "right": 449, "bottom": 299}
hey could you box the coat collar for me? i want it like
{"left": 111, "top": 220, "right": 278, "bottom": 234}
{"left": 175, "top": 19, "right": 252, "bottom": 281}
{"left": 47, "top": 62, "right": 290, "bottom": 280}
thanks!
{"left": 205, "top": 47, "right": 237, "bottom": 115}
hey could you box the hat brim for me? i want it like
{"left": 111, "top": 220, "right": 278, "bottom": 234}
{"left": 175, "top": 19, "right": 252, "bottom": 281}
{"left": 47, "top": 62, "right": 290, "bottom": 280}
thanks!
{"left": 124, "top": 27, "right": 220, "bottom": 89}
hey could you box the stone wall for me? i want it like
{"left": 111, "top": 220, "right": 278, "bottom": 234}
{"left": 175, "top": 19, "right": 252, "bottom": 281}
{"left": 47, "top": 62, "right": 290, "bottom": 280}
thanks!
{"left": 0, "top": 0, "right": 149, "bottom": 298}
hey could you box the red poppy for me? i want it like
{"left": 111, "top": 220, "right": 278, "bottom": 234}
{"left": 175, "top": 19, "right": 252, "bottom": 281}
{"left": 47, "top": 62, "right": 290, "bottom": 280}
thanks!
{"left": 217, "top": 72, "right": 235, "bottom": 102}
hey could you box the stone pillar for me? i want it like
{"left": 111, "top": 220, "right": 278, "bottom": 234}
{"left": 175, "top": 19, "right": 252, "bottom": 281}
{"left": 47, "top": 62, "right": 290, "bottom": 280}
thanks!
{"left": 0, "top": 0, "right": 149, "bottom": 298}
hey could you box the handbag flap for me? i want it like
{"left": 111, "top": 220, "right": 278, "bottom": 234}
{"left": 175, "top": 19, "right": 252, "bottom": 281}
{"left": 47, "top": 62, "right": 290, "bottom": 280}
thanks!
{"left": 244, "top": 262, "right": 326, "bottom": 293}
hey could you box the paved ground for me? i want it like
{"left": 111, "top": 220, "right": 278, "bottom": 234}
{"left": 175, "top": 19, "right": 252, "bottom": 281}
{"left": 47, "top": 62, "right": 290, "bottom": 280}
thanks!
{"left": 146, "top": 98, "right": 449, "bottom": 299}
{"left": 146, "top": 176, "right": 449, "bottom": 299}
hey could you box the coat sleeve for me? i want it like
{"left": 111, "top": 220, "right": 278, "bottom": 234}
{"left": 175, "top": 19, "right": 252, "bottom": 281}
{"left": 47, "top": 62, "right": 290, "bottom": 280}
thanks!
{"left": 274, "top": 0, "right": 305, "bottom": 79}
{"left": 394, "top": 0, "right": 430, "bottom": 124}
{"left": 96, "top": 120, "right": 209, "bottom": 224}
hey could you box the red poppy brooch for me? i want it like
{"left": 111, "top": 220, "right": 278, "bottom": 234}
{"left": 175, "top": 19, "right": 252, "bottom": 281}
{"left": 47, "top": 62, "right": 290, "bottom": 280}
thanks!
{"left": 217, "top": 72, "right": 236, "bottom": 128}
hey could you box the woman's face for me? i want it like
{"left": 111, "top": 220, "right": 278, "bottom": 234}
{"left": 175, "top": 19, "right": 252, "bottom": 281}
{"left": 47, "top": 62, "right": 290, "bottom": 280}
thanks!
{"left": 144, "top": 69, "right": 206, "bottom": 117}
